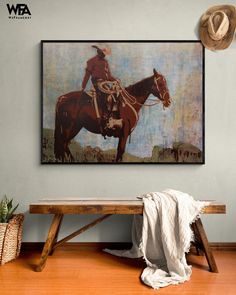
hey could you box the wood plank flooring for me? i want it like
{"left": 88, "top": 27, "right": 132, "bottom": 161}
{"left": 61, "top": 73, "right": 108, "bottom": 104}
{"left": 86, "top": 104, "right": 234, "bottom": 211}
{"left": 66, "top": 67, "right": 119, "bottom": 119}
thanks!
{"left": 0, "top": 244, "right": 235, "bottom": 295}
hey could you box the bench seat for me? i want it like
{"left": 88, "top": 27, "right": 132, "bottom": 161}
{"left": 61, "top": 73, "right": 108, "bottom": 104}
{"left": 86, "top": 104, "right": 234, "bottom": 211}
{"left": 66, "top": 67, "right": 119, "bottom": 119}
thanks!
{"left": 30, "top": 200, "right": 225, "bottom": 214}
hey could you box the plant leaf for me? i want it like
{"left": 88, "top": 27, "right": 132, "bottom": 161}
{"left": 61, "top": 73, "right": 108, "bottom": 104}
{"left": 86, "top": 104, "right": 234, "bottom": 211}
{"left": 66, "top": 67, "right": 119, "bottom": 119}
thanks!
{"left": 0, "top": 195, "right": 20, "bottom": 223}
{"left": 7, "top": 203, "right": 19, "bottom": 222}
{"left": 7, "top": 199, "right": 13, "bottom": 211}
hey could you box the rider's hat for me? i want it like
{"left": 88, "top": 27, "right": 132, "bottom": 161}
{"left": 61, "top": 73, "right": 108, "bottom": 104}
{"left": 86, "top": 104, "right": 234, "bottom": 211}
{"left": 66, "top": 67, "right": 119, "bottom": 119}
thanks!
{"left": 92, "top": 45, "right": 111, "bottom": 55}
{"left": 199, "top": 5, "right": 236, "bottom": 50}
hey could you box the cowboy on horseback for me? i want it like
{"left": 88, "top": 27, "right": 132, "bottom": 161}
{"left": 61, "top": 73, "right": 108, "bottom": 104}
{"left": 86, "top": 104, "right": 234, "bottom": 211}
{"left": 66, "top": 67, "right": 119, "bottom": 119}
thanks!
{"left": 55, "top": 66, "right": 171, "bottom": 162}
{"left": 81, "top": 45, "right": 119, "bottom": 136}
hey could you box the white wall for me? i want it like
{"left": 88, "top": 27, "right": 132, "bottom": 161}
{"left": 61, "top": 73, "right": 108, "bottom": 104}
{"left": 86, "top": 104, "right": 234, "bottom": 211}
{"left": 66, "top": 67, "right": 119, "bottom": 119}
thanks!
{"left": 0, "top": 0, "right": 235, "bottom": 242}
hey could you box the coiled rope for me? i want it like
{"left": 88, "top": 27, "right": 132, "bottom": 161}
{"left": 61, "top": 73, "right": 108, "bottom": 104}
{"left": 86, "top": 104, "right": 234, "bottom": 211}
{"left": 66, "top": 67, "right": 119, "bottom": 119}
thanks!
{"left": 97, "top": 80, "right": 141, "bottom": 132}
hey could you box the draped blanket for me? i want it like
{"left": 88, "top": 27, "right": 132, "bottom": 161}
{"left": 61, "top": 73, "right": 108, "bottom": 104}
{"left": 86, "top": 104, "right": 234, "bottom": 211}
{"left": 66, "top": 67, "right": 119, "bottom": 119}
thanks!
{"left": 104, "top": 189, "right": 209, "bottom": 289}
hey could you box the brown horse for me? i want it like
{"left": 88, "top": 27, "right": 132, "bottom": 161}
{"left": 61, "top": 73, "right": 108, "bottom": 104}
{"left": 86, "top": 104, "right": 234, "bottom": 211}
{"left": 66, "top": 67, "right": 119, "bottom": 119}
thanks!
{"left": 54, "top": 68, "right": 171, "bottom": 162}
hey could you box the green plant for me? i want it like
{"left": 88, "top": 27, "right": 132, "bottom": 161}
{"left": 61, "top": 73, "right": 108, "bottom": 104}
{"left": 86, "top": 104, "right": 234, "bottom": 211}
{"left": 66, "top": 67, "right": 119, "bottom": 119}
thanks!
{"left": 0, "top": 195, "right": 19, "bottom": 223}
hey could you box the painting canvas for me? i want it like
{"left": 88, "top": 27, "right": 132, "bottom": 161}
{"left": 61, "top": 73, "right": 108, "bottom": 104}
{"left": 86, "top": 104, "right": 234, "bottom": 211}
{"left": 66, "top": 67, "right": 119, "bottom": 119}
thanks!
{"left": 41, "top": 41, "right": 204, "bottom": 164}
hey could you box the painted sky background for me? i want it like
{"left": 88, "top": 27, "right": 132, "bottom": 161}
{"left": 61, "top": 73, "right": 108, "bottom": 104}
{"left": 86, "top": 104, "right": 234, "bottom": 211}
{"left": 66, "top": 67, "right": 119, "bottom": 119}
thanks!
{"left": 43, "top": 42, "right": 203, "bottom": 157}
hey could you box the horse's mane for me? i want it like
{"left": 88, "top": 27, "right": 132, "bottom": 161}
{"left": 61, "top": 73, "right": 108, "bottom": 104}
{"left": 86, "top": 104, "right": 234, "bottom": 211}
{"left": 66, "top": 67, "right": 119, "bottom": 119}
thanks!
{"left": 125, "top": 76, "right": 153, "bottom": 97}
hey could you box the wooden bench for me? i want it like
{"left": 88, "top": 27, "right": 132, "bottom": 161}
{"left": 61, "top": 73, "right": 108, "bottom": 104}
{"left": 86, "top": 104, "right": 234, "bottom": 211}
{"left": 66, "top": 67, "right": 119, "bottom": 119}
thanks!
{"left": 29, "top": 200, "right": 226, "bottom": 272}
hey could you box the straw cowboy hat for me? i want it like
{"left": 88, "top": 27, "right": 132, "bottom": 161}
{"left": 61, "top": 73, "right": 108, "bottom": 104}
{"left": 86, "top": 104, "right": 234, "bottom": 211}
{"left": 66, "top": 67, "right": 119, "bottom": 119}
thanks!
{"left": 199, "top": 5, "right": 236, "bottom": 50}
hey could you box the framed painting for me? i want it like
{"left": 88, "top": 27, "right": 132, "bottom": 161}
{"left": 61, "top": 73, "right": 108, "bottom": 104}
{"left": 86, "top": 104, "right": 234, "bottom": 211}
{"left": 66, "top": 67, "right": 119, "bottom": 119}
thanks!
{"left": 41, "top": 40, "right": 204, "bottom": 164}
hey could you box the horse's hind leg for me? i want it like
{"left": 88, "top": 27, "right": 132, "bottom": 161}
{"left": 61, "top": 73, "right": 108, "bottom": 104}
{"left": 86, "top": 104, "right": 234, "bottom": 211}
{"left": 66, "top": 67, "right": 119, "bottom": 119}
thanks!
{"left": 65, "top": 142, "right": 74, "bottom": 162}
{"left": 64, "top": 123, "right": 83, "bottom": 162}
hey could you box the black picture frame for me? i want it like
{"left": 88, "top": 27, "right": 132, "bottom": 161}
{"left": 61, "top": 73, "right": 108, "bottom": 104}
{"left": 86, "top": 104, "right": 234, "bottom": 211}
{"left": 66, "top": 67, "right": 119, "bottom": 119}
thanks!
{"left": 41, "top": 40, "right": 205, "bottom": 164}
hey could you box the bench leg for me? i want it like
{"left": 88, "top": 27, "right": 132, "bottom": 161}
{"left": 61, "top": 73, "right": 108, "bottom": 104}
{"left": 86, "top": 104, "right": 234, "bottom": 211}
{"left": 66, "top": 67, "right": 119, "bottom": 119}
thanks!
{"left": 35, "top": 214, "right": 63, "bottom": 272}
{"left": 49, "top": 215, "right": 64, "bottom": 256}
{"left": 193, "top": 218, "right": 218, "bottom": 273}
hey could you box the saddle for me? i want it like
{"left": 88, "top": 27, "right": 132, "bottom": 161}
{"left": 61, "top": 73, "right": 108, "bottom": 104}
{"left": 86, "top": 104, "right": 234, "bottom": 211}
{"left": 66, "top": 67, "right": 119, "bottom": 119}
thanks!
{"left": 86, "top": 81, "right": 123, "bottom": 135}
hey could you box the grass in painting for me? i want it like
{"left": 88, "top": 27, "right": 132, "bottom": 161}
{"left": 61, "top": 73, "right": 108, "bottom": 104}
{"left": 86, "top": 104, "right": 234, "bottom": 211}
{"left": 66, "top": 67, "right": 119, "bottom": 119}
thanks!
{"left": 42, "top": 129, "right": 202, "bottom": 163}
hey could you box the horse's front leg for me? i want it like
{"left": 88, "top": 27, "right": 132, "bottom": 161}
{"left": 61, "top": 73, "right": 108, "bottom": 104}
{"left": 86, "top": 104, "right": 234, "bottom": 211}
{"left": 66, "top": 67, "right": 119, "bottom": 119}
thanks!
{"left": 116, "top": 125, "right": 130, "bottom": 162}
{"left": 116, "top": 136, "right": 127, "bottom": 162}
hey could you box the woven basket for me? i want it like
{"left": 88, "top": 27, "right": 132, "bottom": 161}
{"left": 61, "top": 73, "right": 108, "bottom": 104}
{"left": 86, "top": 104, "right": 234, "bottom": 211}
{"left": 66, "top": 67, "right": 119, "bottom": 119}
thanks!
{"left": 0, "top": 214, "right": 24, "bottom": 265}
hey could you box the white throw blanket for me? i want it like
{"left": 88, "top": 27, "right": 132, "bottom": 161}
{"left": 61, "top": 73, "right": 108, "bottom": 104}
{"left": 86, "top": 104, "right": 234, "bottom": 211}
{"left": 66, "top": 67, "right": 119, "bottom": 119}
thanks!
{"left": 104, "top": 189, "right": 209, "bottom": 289}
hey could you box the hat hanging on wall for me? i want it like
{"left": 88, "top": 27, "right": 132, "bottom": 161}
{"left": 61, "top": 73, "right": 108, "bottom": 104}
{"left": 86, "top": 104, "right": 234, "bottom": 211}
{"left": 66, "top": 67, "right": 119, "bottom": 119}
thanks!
{"left": 199, "top": 5, "right": 236, "bottom": 50}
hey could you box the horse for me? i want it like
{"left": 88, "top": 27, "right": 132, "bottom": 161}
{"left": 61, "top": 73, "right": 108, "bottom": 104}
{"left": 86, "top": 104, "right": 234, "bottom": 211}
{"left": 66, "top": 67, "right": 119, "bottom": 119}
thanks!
{"left": 54, "top": 68, "right": 171, "bottom": 162}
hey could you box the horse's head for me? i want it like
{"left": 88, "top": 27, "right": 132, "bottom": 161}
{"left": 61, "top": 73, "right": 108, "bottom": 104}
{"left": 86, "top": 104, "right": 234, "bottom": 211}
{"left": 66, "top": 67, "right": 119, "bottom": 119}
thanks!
{"left": 151, "top": 68, "right": 171, "bottom": 108}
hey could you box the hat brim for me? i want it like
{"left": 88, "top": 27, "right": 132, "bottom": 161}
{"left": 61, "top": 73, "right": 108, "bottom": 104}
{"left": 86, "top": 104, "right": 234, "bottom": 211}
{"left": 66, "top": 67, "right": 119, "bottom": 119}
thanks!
{"left": 199, "top": 5, "right": 236, "bottom": 50}
{"left": 102, "top": 48, "right": 111, "bottom": 55}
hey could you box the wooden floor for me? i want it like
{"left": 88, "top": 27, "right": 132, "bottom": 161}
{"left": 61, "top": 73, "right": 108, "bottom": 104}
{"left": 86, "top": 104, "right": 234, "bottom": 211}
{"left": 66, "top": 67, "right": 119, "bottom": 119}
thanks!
{"left": 0, "top": 244, "right": 236, "bottom": 295}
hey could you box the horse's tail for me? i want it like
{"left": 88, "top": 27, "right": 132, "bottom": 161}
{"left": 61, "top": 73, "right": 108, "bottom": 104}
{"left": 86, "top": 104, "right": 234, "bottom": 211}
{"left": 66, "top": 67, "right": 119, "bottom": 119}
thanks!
{"left": 54, "top": 96, "right": 66, "bottom": 161}
{"left": 54, "top": 91, "right": 83, "bottom": 161}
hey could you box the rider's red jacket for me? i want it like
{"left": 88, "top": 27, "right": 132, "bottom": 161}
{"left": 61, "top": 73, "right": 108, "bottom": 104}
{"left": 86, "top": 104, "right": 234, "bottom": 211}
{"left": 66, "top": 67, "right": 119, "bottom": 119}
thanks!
{"left": 82, "top": 55, "right": 115, "bottom": 89}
